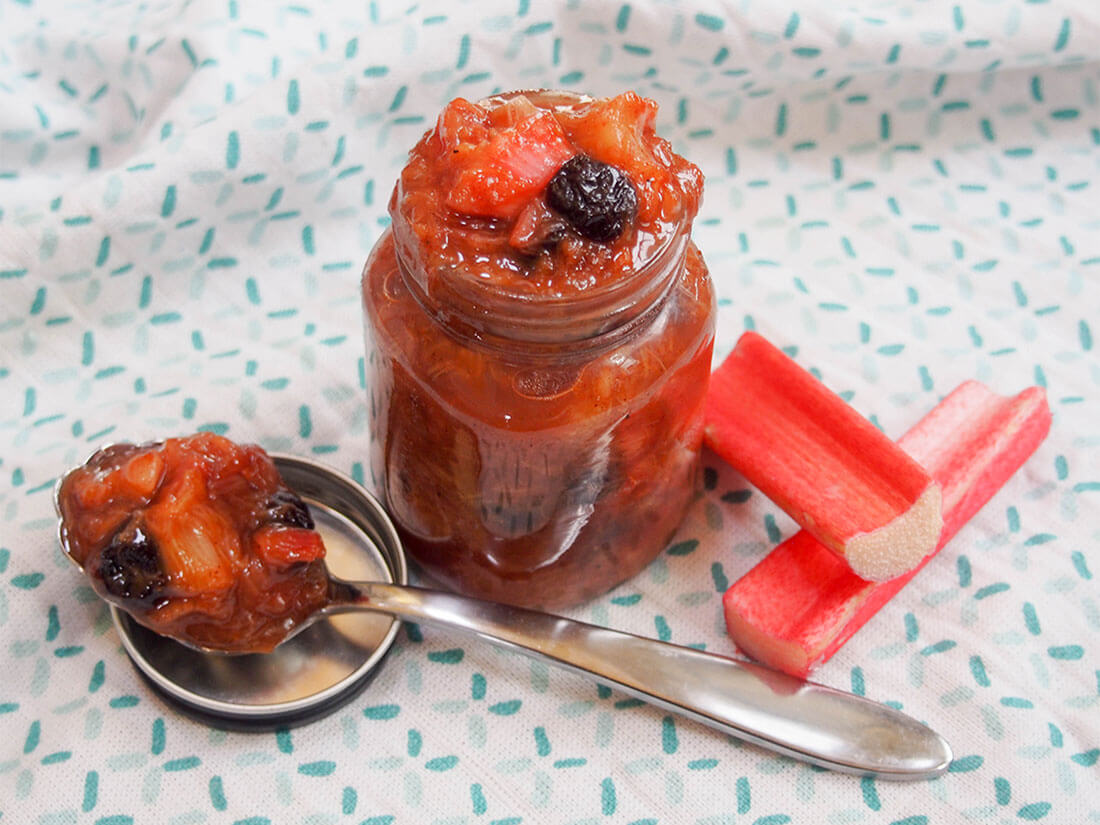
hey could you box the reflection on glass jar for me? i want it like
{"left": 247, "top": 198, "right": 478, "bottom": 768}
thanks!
{"left": 362, "top": 90, "right": 715, "bottom": 609}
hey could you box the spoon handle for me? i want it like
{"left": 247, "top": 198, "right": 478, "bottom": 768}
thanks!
{"left": 329, "top": 581, "right": 951, "bottom": 779}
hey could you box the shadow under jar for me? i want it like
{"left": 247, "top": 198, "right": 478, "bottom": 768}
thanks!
{"left": 362, "top": 90, "right": 715, "bottom": 610}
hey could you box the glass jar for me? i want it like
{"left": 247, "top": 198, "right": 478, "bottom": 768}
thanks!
{"left": 361, "top": 90, "right": 715, "bottom": 610}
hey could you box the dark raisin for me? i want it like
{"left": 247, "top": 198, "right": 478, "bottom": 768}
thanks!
{"left": 546, "top": 155, "right": 637, "bottom": 243}
{"left": 99, "top": 520, "right": 167, "bottom": 606}
{"left": 266, "top": 489, "right": 314, "bottom": 529}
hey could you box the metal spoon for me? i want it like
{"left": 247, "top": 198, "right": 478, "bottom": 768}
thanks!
{"left": 58, "top": 452, "right": 952, "bottom": 779}
{"left": 317, "top": 577, "right": 952, "bottom": 779}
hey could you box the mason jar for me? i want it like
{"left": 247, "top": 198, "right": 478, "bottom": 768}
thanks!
{"left": 362, "top": 90, "right": 715, "bottom": 609}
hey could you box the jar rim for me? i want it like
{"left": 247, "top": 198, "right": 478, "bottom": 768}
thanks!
{"left": 390, "top": 206, "right": 690, "bottom": 347}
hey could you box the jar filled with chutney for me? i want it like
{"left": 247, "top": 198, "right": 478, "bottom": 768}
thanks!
{"left": 362, "top": 90, "right": 715, "bottom": 609}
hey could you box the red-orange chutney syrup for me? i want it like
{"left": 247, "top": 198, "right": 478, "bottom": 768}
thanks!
{"left": 57, "top": 433, "right": 330, "bottom": 653}
{"left": 363, "top": 90, "right": 715, "bottom": 609}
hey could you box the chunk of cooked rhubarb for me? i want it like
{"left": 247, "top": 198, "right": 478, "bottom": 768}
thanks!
{"left": 559, "top": 91, "right": 663, "bottom": 182}
{"left": 705, "top": 331, "right": 943, "bottom": 581}
{"left": 722, "top": 381, "right": 1051, "bottom": 678}
{"left": 445, "top": 107, "right": 575, "bottom": 219}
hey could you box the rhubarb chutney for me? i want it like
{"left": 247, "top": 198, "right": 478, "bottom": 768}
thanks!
{"left": 362, "top": 90, "right": 715, "bottom": 609}
{"left": 56, "top": 434, "right": 330, "bottom": 653}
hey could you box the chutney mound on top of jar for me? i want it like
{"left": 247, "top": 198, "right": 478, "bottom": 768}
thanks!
{"left": 57, "top": 433, "right": 330, "bottom": 654}
{"left": 392, "top": 90, "right": 704, "bottom": 312}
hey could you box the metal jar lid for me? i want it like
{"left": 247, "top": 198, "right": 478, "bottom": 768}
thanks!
{"left": 112, "top": 453, "right": 408, "bottom": 730}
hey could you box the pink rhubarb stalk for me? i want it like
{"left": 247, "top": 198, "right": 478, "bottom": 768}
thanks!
{"left": 705, "top": 331, "right": 943, "bottom": 582}
{"left": 721, "top": 380, "right": 1051, "bottom": 678}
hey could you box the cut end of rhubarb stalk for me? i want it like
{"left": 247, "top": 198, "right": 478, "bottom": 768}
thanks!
{"left": 705, "top": 331, "right": 943, "bottom": 581}
{"left": 724, "top": 609, "right": 812, "bottom": 679}
{"left": 844, "top": 483, "right": 943, "bottom": 582}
